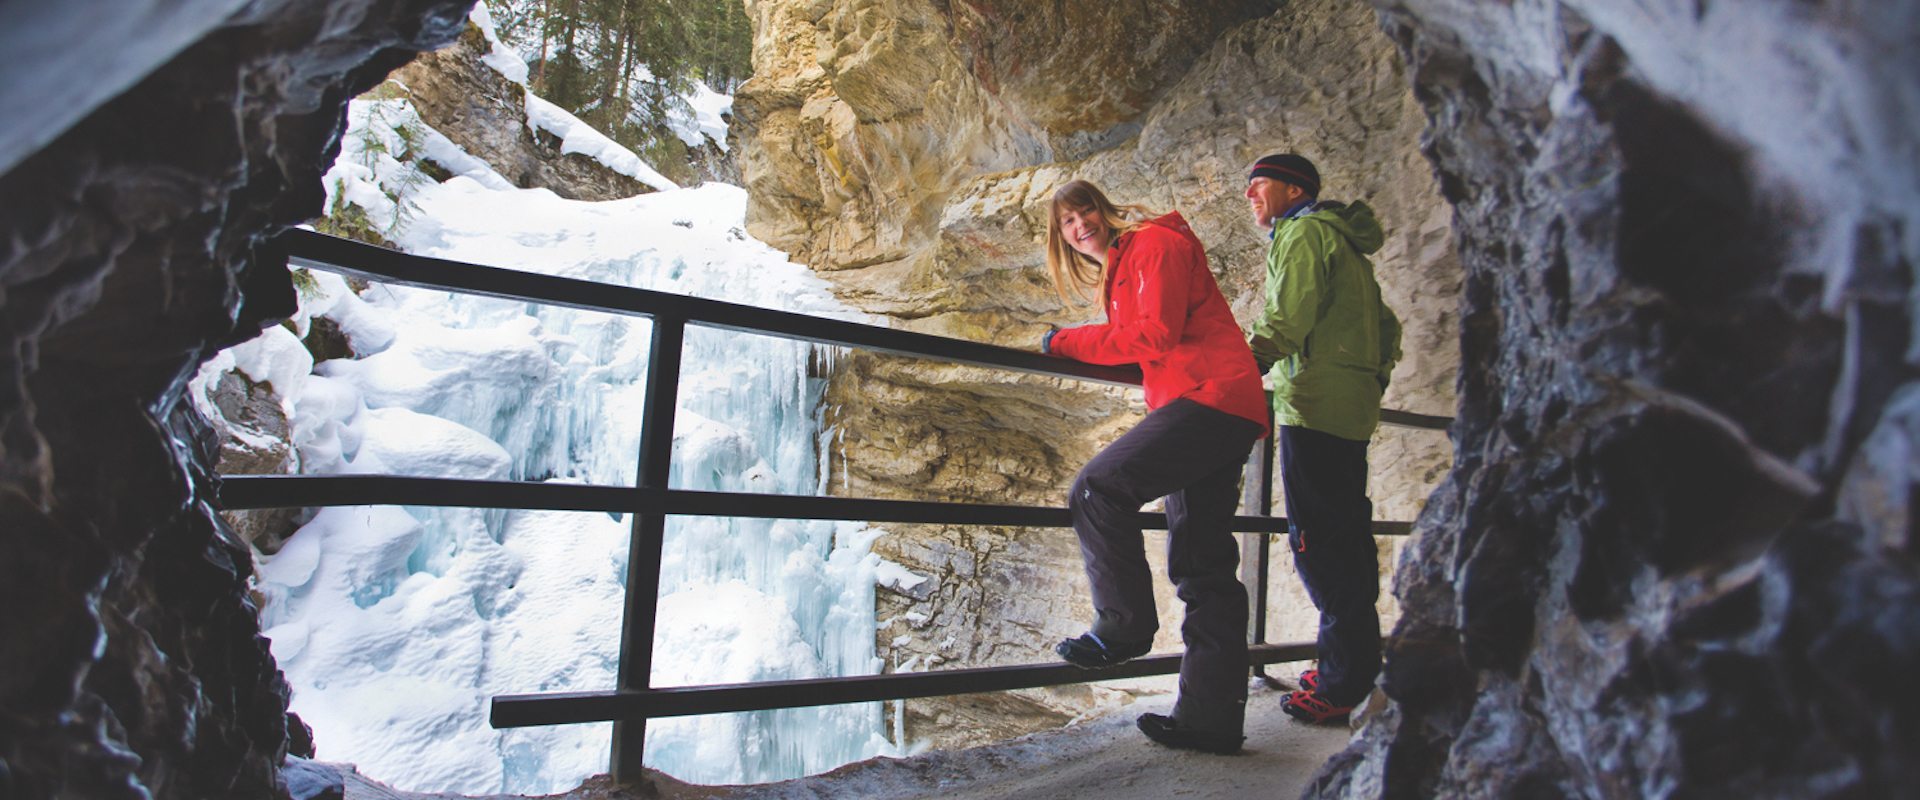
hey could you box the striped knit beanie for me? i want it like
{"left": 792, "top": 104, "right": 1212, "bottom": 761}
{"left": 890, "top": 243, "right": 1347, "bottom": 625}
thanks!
{"left": 1248, "top": 153, "right": 1320, "bottom": 198}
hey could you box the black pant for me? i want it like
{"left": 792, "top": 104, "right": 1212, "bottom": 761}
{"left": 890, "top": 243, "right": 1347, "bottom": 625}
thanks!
{"left": 1279, "top": 424, "right": 1380, "bottom": 706}
{"left": 1069, "top": 399, "right": 1263, "bottom": 734}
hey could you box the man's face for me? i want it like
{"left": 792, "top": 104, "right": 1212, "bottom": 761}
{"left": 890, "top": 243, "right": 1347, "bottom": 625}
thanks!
{"left": 1246, "top": 176, "right": 1303, "bottom": 229}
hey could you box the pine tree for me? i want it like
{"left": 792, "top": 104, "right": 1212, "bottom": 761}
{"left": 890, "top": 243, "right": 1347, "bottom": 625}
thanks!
{"left": 494, "top": 0, "right": 751, "bottom": 109}
{"left": 484, "top": 0, "right": 751, "bottom": 183}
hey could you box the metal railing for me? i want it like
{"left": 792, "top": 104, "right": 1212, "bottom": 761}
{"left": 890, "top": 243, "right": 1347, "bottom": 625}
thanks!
{"left": 222, "top": 228, "right": 1451, "bottom": 781}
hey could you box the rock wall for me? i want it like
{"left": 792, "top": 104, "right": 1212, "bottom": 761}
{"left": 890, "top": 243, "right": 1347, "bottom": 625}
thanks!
{"left": 391, "top": 23, "right": 653, "bottom": 200}
{"left": 207, "top": 369, "right": 306, "bottom": 551}
{"left": 0, "top": 1, "right": 473, "bottom": 797}
{"left": 1305, "top": 1, "right": 1920, "bottom": 797}
{"left": 736, "top": 0, "right": 1460, "bottom": 748}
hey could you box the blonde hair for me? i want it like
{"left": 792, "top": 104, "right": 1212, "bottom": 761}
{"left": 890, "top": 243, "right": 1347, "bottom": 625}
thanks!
{"left": 1044, "top": 180, "right": 1155, "bottom": 306}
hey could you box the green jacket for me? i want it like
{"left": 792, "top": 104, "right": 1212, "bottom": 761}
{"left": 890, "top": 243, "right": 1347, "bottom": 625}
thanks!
{"left": 1246, "top": 200, "right": 1402, "bottom": 442}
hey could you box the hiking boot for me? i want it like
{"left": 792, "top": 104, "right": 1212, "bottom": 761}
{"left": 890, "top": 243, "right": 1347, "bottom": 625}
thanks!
{"left": 1297, "top": 669, "right": 1320, "bottom": 692}
{"left": 1136, "top": 713, "right": 1244, "bottom": 755}
{"left": 1054, "top": 632, "right": 1151, "bottom": 669}
{"left": 1281, "top": 689, "right": 1354, "bottom": 725}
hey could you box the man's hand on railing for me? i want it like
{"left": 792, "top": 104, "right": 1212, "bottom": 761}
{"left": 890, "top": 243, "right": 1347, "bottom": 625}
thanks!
{"left": 1040, "top": 327, "right": 1060, "bottom": 355}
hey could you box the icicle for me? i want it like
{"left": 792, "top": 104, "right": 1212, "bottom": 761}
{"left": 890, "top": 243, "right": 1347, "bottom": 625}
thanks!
{"left": 893, "top": 698, "right": 906, "bottom": 751}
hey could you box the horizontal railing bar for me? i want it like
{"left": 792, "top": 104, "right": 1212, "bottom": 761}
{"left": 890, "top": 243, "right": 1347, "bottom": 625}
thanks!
{"left": 217, "top": 475, "right": 632, "bottom": 512}
{"left": 1380, "top": 408, "right": 1451, "bottom": 431}
{"left": 274, "top": 229, "right": 1450, "bottom": 432}
{"left": 279, "top": 228, "right": 1139, "bottom": 388}
{"left": 490, "top": 641, "right": 1319, "bottom": 728}
{"left": 218, "top": 474, "right": 1411, "bottom": 536}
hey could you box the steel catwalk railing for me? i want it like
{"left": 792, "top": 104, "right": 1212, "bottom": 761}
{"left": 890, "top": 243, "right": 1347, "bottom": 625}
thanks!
{"left": 223, "top": 228, "right": 1452, "bottom": 782}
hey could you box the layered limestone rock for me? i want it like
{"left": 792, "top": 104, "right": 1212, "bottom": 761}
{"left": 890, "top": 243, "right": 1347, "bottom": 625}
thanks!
{"left": 1303, "top": 1, "right": 1920, "bottom": 797}
{"left": 0, "top": 1, "right": 473, "bottom": 797}
{"left": 739, "top": 0, "right": 1460, "bottom": 748}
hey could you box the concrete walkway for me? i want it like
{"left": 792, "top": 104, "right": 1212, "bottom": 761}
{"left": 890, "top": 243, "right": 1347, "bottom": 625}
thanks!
{"left": 340, "top": 682, "right": 1354, "bottom": 800}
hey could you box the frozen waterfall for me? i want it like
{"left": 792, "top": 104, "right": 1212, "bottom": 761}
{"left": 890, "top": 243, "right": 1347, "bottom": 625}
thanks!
{"left": 206, "top": 96, "right": 902, "bottom": 795}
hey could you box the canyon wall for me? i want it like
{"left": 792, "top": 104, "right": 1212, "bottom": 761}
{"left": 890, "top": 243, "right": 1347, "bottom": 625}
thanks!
{"left": 1305, "top": 1, "right": 1920, "bottom": 797}
{"left": 735, "top": 0, "right": 1461, "bottom": 747}
{"left": 0, "top": 1, "right": 474, "bottom": 797}
{"left": 7, "top": 0, "right": 1907, "bottom": 794}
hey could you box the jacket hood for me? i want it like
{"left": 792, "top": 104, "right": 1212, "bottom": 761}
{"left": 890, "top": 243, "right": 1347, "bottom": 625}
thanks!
{"left": 1299, "top": 201, "right": 1384, "bottom": 255}
{"left": 1135, "top": 211, "right": 1203, "bottom": 249}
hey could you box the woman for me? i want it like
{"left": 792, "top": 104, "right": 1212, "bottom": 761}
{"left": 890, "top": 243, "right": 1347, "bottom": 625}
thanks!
{"left": 1039, "top": 180, "right": 1269, "bottom": 754}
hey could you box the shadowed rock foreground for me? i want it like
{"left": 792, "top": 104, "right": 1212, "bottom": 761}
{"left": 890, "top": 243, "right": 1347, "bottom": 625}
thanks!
{"left": 1307, "top": 2, "right": 1920, "bottom": 797}
{"left": 0, "top": 1, "right": 472, "bottom": 797}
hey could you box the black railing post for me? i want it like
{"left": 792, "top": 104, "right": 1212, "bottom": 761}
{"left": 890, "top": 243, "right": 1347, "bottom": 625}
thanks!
{"left": 1239, "top": 409, "right": 1277, "bottom": 683}
{"left": 612, "top": 315, "right": 686, "bottom": 783}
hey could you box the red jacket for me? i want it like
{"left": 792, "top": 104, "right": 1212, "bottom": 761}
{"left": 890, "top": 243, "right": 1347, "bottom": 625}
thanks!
{"left": 1049, "top": 212, "right": 1270, "bottom": 434}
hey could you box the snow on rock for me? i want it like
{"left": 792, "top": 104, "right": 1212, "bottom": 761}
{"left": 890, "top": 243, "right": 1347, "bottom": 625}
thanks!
{"left": 874, "top": 560, "right": 929, "bottom": 593}
{"left": 523, "top": 94, "right": 677, "bottom": 191}
{"left": 228, "top": 324, "right": 314, "bottom": 402}
{"left": 317, "top": 309, "right": 554, "bottom": 430}
{"left": 261, "top": 522, "right": 323, "bottom": 592}
{"left": 288, "top": 374, "right": 365, "bottom": 476}
{"left": 670, "top": 81, "right": 734, "bottom": 152}
{"left": 467, "top": 5, "right": 529, "bottom": 86}
{"left": 350, "top": 407, "right": 512, "bottom": 480}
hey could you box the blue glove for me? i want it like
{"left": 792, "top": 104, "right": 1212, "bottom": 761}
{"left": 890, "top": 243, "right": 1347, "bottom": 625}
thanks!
{"left": 1041, "top": 327, "right": 1059, "bottom": 354}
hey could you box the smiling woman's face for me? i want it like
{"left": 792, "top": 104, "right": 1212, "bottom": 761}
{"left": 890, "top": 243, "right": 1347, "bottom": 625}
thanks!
{"left": 1058, "top": 205, "right": 1111, "bottom": 261}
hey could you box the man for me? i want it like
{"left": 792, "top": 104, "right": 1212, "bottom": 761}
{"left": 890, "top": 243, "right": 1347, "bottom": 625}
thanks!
{"left": 1243, "top": 153, "right": 1401, "bottom": 724}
